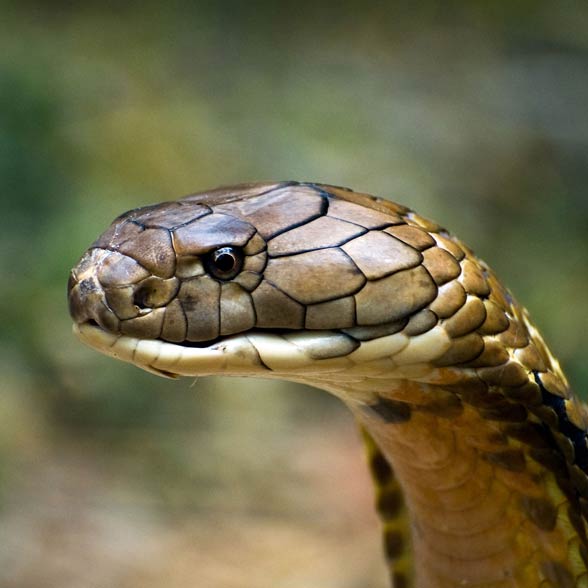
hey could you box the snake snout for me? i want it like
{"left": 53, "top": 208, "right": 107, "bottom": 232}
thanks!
{"left": 68, "top": 269, "right": 120, "bottom": 332}
{"left": 68, "top": 248, "right": 126, "bottom": 333}
{"left": 69, "top": 247, "right": 184, "bottom": 340}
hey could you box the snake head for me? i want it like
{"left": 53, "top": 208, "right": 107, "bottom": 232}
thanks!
{"left": 68, "top": 195, "right": 265, "bottom": 344}
{"left": 68, "top": 181, "right": 480, "bottom": 381}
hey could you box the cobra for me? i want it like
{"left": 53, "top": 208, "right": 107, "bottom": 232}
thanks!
{"left": 68, "top": 182, "right": 588, "bottom": 588}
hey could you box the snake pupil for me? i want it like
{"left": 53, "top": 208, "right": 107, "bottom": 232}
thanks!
{"left": 216, "top": 251, "right": 235, "bottom": 272}
{"left": 206, "top": 246, "right": 243, "bottom": 280}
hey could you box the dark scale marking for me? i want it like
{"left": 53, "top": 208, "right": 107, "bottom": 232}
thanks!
{"left": 377, "top": 489, "right": 404, "bottom": 519}
{"left": 383, "top": 529, "right": 404, "bottom": 559}
{"left": 392, "top": 572, "right": 408, "bottom": 588}
{"left": 567, "top": 503, "right": 588, "bottom": 540}
{"left": 530, "top": 405, "right": 559, "bottom": 429}
{"left": 79, "top": 278, "right": 99, "bottom": 296}
{"left": 367, "top": 398, "right": 412, "bottom": 424}
{"left": 520, "top": 495, "right": 558, "bottom": 531}
{"left": 449, "top": 377, "right": 489, "bottom": 406}
{"left": 529, "top": 447, "right": 568, "bottom": 479}
{"left": 503, "top": 422, "right": 553, "bottom": 449}
{"left": 541, "top": 560, "right": 575, "bottom": 588}
{"left": 556, "top": 475, "right": 577, "bottom": 504}
{"left": 504, "top": 381, "right": 542, "bottom": 405}
{"left": 482, "top": 449, "right": 526, "bottom": 472}
{"left": 462, "top": 390, "right": 504, "bottom": 410}
{"left": 570, "top": 466, "right": 588, "bottom": 500}
{"left": 479, "top": 401, "right": 528, "bottom": 423}
{"left": 533, "top": 370, "right": 588, "bottom": 471}
{"left": 371, "top": 451, "right": 393, "bottom": 485}
{"left": 554, "top": 431, "right": 576, "bottom": 464}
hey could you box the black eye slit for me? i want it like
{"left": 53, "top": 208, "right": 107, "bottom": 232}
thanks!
{"left": 204, "top": 246, "right": 244, "bottom": 280}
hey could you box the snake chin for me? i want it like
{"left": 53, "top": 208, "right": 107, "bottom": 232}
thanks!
{"left": 72, "top": 320, "right": 181, "bottom": 379}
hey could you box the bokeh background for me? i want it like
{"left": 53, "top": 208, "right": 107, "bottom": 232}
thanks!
{"left": 1, "top": 3, "right": 587, "bottom": 587}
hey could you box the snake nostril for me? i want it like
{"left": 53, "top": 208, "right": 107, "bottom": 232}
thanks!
{"left": 133, "top": 284, "right": 153, "bottom": 309}
{"left": 132, "top": 276, "right": 179, "bottom": 310}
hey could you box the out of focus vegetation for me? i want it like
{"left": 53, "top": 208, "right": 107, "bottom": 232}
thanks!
{"left": 1, "top": 3, "right": 587, "bottom": 587}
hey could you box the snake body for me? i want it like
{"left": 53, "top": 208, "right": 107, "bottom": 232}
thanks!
{"left": 68, "top": 182, "right": 588, "bottom": 587}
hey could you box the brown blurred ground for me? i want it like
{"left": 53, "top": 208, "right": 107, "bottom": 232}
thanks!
{"left": 0, "top": 2, "right": 587, "bottom": 587}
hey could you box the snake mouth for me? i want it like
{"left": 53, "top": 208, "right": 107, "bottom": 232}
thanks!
{"left": 72, "top": 319, "right": 366, "bottom": 381}
{"left": 73, "top": 320, "right": 265, "bottom": 379}
{"left": 74, "top": 314, "right": 453, "bottom": 383}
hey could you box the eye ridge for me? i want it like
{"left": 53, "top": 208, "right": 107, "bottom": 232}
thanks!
{"left": 205, "top": 246, "right": 244, "bottom": 280}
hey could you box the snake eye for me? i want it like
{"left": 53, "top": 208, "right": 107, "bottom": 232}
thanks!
{"left": 204, "top": 246, "right": 244, "bottom": 280}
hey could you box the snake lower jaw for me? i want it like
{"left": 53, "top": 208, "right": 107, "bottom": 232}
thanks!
{"left": 71, "top": 322, "right": 173, "bottom": 378}
{"left": 72, "top": 321, "right": 248, "bottom": 379}
{"left": 71, "top": 321, "right": 417, "bottom": 389}
{"left": 71, "top": 321, "right": 340, "bottom": 381}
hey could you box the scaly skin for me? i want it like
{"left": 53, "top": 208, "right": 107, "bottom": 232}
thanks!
{"left": 68, "top": 182, "right": 588, "bottom": 587}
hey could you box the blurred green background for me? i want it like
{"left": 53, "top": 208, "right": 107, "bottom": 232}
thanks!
{"left": 1, "top": 2, "right": 587, "bottom": 587}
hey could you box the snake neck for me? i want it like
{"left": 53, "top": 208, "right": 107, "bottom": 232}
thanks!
{"left": 303, "top": 371, "right": 588, "bottom": 588}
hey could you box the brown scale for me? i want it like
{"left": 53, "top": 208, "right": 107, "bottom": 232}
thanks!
{"left": 68, "top": 181, "right": 588, "bottom": 588}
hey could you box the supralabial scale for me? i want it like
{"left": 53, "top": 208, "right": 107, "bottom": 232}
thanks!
{"left": 68, "top": 182, "right": 588, "bottom": 588}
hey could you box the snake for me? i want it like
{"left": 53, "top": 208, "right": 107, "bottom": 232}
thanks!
{"left": 67, "top": 181, "right": 588, "bottom": 588}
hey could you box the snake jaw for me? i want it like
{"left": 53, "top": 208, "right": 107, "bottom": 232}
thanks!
{"left": 73, "top": 322, "right": 177, "bottom": 379}
{"left": 72, "top": 318, "right": 454, "bottom": 408}
{"left": 72, "top": 321, "right": 320, "bottom": 380}
{"left": 72, "top": 320, "right": 345, "bottom": 380}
